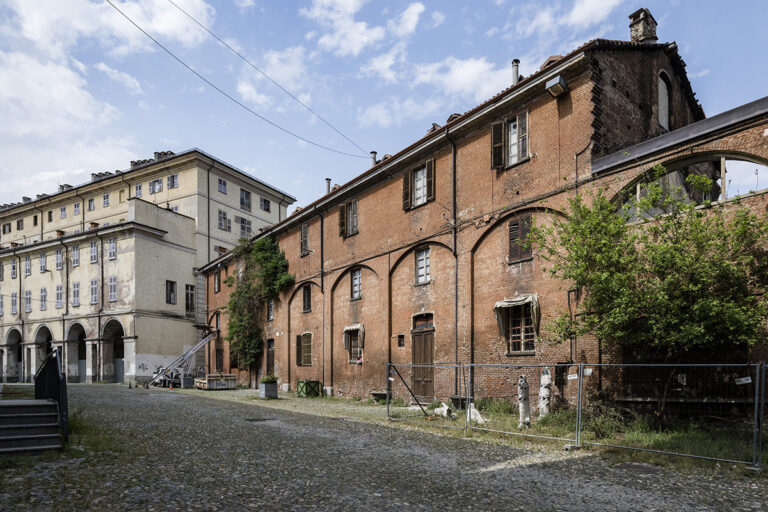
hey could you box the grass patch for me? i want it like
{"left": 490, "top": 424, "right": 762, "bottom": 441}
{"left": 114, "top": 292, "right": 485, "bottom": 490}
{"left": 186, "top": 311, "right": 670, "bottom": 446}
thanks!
{"left": 0, "top": 385, "right": 35, "bottom": 400}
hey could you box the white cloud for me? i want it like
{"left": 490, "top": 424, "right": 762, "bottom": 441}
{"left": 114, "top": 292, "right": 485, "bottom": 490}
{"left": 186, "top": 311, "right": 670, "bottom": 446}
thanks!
{"left": 388, "top": 3, "right": 425, "bottom": 38}
{"left": 431, "top": 11, "right": 446, "bottom": 28}
{"left": 485, "top": 26, "right": 499, "bottom": 37}
{"left": 236, "top": 80, "right": 272, "bottom": 106}
{"left": 95, "top": 62, "right": 143, "bottom": 95}
{"left": 357, "top": 95, "right": 442, "bottom": 128}
{"left": 414, "top": 55, "right": 514, "bottom": 103}
{"left": 300, "top": 0, "right": 386, "bottom": 57}
{"left": 516, "top": 8, "right": 557, "bottom": 38}
{"left": 689, "top": 69, "right": 710, "bottom": 79}
{"left": 361, "top": 42, "right": 406, "bottom": 83}
{"left": 564, "top": 0, "right": 623, "bottom": 29}
{"left": 236, "top": 46, "right": 310, "bottom": 108}
{"left": 235, "top": 0, "right": 255, "bottom": 9}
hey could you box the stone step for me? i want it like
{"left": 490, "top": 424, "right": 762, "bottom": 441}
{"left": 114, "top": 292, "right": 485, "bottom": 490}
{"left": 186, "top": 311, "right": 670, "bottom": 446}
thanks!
{"left": 0, "top": 444, "right": 62, "bottom": 455}
{"left": 0, "top": 423, "right": 60, "bottom": 437}
{"left": 0, "top": 413, "right": 58, "bottom": 426}
{"left": 0, "top": 400, "right": 57, "bottom": 416}
{"left": 0, "top": 433, "right": 61, "bottom": 451}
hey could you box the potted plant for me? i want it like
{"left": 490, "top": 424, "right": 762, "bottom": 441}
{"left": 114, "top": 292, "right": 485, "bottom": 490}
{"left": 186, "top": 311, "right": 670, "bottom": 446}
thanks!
{"left": 259, "top": 374, "right": 278, "bottom": 399}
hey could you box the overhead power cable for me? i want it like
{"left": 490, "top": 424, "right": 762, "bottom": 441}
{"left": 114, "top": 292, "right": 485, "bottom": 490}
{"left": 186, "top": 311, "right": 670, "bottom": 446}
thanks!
{"left": 105, "top": 0, "right": 367, "bottom": 160}
{"left": 166, "top": 0, "right": 369, "bottom": 157}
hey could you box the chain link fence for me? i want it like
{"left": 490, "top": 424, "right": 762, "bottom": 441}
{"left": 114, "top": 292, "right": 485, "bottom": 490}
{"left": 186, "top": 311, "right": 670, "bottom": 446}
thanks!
{"left": 385, "top": 361, "right": 766, "bottom": 470}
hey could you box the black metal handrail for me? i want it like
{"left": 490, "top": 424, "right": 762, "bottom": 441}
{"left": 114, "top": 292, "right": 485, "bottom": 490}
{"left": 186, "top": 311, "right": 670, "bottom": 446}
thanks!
{"left": 34, "top": 348, "right": 69, "bottom": 442}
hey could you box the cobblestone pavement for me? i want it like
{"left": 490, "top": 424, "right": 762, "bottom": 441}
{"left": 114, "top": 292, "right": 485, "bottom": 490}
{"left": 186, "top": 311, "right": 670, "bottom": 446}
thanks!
{"left": 1, "top": 385, "right": 766, "bottom": 511}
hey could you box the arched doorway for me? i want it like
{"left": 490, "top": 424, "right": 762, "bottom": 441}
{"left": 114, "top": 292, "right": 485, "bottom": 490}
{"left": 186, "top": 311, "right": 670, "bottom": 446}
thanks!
{"left": 103, "top": 319, "right": 125, "bottom": 383}
{"left": 34, "top": 326, "right": 53, "bottom": 381}
{"left": 67, "top": 323, "right": 87, "bottom": 383}
{"left": 6, "top": 329, "right": 23, "bottom": 383}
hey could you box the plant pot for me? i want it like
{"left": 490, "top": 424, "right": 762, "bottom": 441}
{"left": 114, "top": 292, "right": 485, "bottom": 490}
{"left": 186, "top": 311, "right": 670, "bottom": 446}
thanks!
{"left": 259, "top": 381, "right": 278, "bottom": 399}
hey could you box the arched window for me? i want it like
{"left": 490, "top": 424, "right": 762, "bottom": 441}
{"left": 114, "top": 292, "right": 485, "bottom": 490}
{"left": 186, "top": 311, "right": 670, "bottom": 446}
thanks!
{"left": 658, "top": 72, "right": 672, "bottom": 131}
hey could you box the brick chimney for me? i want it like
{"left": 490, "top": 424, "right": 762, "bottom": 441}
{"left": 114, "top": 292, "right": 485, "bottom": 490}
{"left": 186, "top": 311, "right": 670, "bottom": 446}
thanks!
{"left": 629, "top": 8, "right": 657, "bottom": 44}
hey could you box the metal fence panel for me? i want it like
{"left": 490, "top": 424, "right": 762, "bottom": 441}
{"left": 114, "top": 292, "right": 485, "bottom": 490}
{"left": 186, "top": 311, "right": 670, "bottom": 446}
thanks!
{"left": 578, "top": 364, "right": 760, "bottom": 466}
{"left": 386, "top": 363, "right": 468, "bottom": 431}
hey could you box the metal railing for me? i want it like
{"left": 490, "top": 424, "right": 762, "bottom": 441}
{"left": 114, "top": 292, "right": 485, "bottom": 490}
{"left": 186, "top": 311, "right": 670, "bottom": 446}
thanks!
{"left": 34, "top": 348, "right": 69, "bottom": 442}
{"left": 385, "top": 361, "right": 766, "bottom": 470}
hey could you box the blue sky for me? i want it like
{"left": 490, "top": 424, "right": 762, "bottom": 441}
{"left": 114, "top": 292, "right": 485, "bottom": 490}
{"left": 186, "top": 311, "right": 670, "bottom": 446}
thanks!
{"left": 1, "top": 0, "right": 766, "bottom": 210}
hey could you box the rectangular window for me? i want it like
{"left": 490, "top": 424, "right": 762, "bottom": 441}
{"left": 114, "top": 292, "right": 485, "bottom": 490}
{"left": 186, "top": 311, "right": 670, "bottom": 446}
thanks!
{"left": 108, "top": 276, "right": 117, "bottom": 302}
{"left": 33, "top": 215, "right": 38, "bottom": 227}
{"left": 260, "top": 197, "right": 270, "bottom": 213}
{"left": 345, "top": 329, "right": 363, "bottom": 363}
{"left": 218, "top": 178, "right": 227, "bottom": 194}
{"left": 72, "top": 245, "right": 80, "bottom": 267}
{"left": 0, "top": 295, "right": 3, "bottom": 316}
{"left": 491, "top": 112, "right": 529, "bottom": 169}
{"left": 267, "top": 299, "right": 274, "bottom": 321}
{"left": 47, "top": 211, "right": 53, "bottom": 222}
{"left": 338, "top": 199, "right": 358, "bottom": 238}
{"left": 149, "top": 179, "right": 163, "bottom": 194}
{"left": 235, "top": 216, "right": 251, "bottom": 237}
{"left": 507, "top": 304, "right": 535, "bottom": 354}
{"left": 55, "top": 249, "right": 63, "bottom": 269}
{"left": 40, "top": 288, "right": 47, "bottom": 311}
{"left": 167, "top": 174, "right": 179, "bottom": 189}
{"left": 508, "top": 215, "right": 532, "bottom": 263}
{"left": 17, "top": 219, "right": 23, "bottom": 231}
{"left": 24, "top": 290, "right": 31, "bottom": 313}
{"left": 11, "top": 259, "right": 17, "bottom": 278}
{"left": 90, "top": 279, "right": 98, "bottom": 305}
{"left": 300, "top": 224, "right": 309, "bottom": 256}
{"left": 24, "top": 256, "right": 31, "bottom": 276}
{"left": 415, "top": 247, "right": 431, "bottom": 285}
{"left": 90, "top": 240, "right": 98, "bottom": 263}
{"left": 87, "top": 198, "right": 95, "bottom": 211}
{"left": 135, "top": 184, "right": 142, "bottom": 197}
{"left": 2, "top": 223, "right": 11, "bottom": 234}
{"left": 296, "top": 333, "right": 312, "bottom": 366}
{"left": 403, "top": 160, "right": 436, "bottom": 211}
{"left": 351, "top": 268, "right": 362, "bottom": 300}
{"left": 56, "top": 285, "right": 63, "bottom": 309}
{"left": 108, "top": 237, "right": 117, "bottom": 259}
{"left": 72, "top": 282, "right": 80, "bottom": 307}
{"left": 217, "top": 210, "right": 231, "bottom": 232}
{"left": 302, "top": 284, "right": 311, "bottom": 312}
{"left": 240, "top": 189, "right": 252, "bottom": 212}
{"left": 214, "top": 270, "right": 221, "bottom": 293}
{"left": 39, "top": 252, "right": 46, "bottom": 273}
{"left": 73, "top": 202, "right": 80, "bottom": 215}
{"left": 185, "top": 284, "right": 195, "bottom": 315}
{"left": 60, "top": 206, "right": 67, "bottom": 219}
{"left": 11, "top": 292, "right": 18, "bottom": 315}
{"left": 166, "top": 280, "right": 177, "bottom": 305}
{"left": 103, "top": 194, "right": 110, "bottom": 207}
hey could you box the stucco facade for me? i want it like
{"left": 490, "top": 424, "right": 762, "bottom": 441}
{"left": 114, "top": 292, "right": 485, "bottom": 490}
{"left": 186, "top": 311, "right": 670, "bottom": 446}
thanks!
{"left": 0, "top": 150, "right": 294, "bottom": 384}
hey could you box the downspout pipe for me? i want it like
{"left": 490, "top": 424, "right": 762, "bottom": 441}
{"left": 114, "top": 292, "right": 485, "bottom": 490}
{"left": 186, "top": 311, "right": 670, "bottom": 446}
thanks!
{"left": 74, "top": 190, "right": 86, "bottom": 233}
{"left": 59, "top": 240, "right": 69, "bottom": 373}
{"left": 96, "top": 233, "right": 105, "bottom": 381}
{"left": 445, "top": 127, "right": 459, "bottom": 395}
{"left": 12, "top": 251, "right": 25, "bottom": 381}
{"left": 319, "top": 211, "right": 326, "bottom": 389}
{"left": 206, "top": 161, "right": 215, "bottom": 263}
{"left": 120, "top": 173, "right": 132, "bottom": 200}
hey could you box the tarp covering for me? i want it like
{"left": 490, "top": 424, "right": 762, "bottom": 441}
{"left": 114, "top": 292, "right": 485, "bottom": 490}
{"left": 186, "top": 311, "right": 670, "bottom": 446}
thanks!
{"left": 343, "top": 324, "right": 364, "bottom": 349}
{"left": 493, "top": 295, "right": 539, "bottom": 338}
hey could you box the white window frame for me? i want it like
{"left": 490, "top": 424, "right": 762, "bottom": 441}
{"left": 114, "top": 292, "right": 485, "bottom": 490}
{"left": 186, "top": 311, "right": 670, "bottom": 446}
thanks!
{"left": 11, "top": 292, "right": 18, "bottom": 314}
{"left": 24, "top": 256, "right": 31, "bottom": 276}
{"left": 351, "top": 268, "right": 362, "bottom": 300}
{"left": 412, "top": 165, "right": 427, "bottom": 207}
{"left": 103, "top": 193, "right": 110, "bottom": 207}
{"left": 267, "top": 299, "right": 274, "bottom": 321}
{"left": 240, "top": 189, "right": 252, "bottom": 212}
{"left": 260, "top": 197, "right": 271, "bottom": 213}
{"left": 415, "top": 247, "right": 431, "bottom": 285}
{"left": 39, "top": 252, "right": 47, "bottom": 273}
{"left": 135, "top": 184, "right": 142, "bottom": 197}
{"left": 90, "top": 240, "right": 98, "bottom": 263}
{"left": 72, "top": 245, "right": 80, "bottom": 266}
{"left": 218, "top": 210, "right": 231, "bottom": 232}
{"left": 167, "top": 174, "right": 179, "bottom": 189}
{"left": 60, "top": 206, "right": 67, "bottom": 219}
{"left": 87, "top": 198, "right": 95, "bottom": 211}
{"left": 108, "top": 276, "right": 117, "bottom": 302}
{"left": 10, "top": 259, "right": 17, "bottom": 278}
{"left": 55, "top": 249, "right": 63, "bottom": 269}
{"left": 507, "top": 112, "right": 528, "bottom": 166}
{"left": 149, "top": 179, "right": 163, "bottom": 194}
{"left": 90, "top": 279, "right": 98, "bottom": 305}
{"left": 72, "top": 282, "right": 80, "bottom": 307}
{"left": 24, "top": 290, "right": 32, "bottom": 313}
{"left": 218, "top": 178, "right": 227, "bottom": 194}
{"left": 56, "top": 285, "right": 63, "bottom": 309}
{"left": 108, "top": 237, "right": 117, "bottom": 260}
{"left": 40, "top": 288, "right": 47, "bottom": 311}
{"left": 74, "top": 202, "right": 80, "bottom": 215}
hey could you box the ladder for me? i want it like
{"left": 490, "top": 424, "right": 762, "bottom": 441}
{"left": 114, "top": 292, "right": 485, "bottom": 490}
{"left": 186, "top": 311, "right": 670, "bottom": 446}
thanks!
{"left": 145, "top": 330, "right": 218, "bottom": 388}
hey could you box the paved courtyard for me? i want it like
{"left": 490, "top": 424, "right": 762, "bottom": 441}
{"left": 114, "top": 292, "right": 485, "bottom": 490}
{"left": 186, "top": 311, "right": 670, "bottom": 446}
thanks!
{"left": 0, "top": 385, "right": 766, "bottom": 511}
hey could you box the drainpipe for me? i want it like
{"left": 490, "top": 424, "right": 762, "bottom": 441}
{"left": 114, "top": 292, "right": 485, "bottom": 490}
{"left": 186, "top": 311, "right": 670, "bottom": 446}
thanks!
{"left": 36, "top": 206, "right": 45, "bottom": 241}
{"left": 96, "top": 233, "right": 105, "bottom": 381}
{"left": 12, "top": 251, "right": 25, "bottom": 381}
{"left": 445, "top": 127, "right": 459, "bottom": 395}
{"left": 119, "top": 173, "right": 132, "bottom": 200}
{"left": 74, "top": 190, "right": 86, "bottom": 233}
{"left": 206, "top": 161, "right": 215, "bottom": 263}
{"left": 319, "top": 211, "right": 327, "bottom": 389}
{"left": 59, "top": 240, "right": 69, "bottom": 375}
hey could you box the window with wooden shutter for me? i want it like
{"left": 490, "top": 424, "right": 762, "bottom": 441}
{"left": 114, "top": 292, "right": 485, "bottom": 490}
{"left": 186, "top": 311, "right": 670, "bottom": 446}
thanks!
{"left": 491, "top": 121, "right": 504, "bottom": 169}
{"left": 347, "top": 200, "right": 358, "bottom": 235}
{"left": 302, "top": 284, "right": 311, "bottom": 312}
{"left": 339, "top": 203, "right": 346, "bottom": 237}
{"left": 425, "top": 159, "right": 435, "bottom": 202}
{"left": 402, "top": 173, "right": 411, "bottom": 211}
{"left": 300, "top": 223, "right": 309, "bottom": 256}
{"left": 404, "top": 159, "right": 436, "bottom": 210}
{"left": 302, "top": 333, "right": 312, "bottom": 366}
{"left": 508, "top": 215, "right": 532, "bottom": 263}
{"left": 296, "top": 335, "right": 302, "bottom": 366}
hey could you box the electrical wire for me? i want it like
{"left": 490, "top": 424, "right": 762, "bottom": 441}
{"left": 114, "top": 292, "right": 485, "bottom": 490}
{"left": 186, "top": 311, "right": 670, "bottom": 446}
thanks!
{"left": 104, "top": 0, "right": 367, "bottom": 160}
{"left": 165, "top": 0, "right": 369, "bottom": 157}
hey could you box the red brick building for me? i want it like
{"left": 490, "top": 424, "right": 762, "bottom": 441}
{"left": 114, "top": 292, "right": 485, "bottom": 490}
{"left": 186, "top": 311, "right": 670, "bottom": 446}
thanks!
{"left": 201, "top": 9, "right": 768, "bottom": 399}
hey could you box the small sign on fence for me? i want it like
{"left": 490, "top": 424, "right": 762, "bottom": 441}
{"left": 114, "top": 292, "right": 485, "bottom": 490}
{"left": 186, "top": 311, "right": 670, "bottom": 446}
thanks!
{"left": 567, "top": 373, "right": 578, "bottom": 380}
{"left": 735, "top": 376, "right": 752, "bottom": 385}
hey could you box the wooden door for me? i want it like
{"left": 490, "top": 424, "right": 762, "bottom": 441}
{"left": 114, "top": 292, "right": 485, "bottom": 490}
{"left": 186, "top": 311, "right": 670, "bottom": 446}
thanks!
{"left": 412, "top": 332, "right": 434, "bottom": 399}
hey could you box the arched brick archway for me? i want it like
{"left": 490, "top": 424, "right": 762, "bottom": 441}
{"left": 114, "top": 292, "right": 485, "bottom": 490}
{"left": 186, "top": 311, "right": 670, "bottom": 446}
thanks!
{"left": 103, "top": 319, "right": 125, "bottom": 383}
{"left": 67, "top": 323, "right": 87, "bottom": 383}
{"left": 4, "top": 329, "right": 23, "bottom": 383}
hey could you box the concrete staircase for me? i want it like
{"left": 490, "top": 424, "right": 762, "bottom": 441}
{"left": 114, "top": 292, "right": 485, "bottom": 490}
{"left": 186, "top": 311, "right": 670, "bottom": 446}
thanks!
{"left": 0, "top": 400, "right": 62, "bottom": 454}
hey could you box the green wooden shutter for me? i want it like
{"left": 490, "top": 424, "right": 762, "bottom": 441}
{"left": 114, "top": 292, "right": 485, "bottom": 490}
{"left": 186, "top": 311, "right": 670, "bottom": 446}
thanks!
{"left": 402, "top": 172, "right": 411, "bottom": 211}
{"left": 491, "top": 121, "right": 504, "bottom": 169}
{"left": 426, "top": 159, "right": 435, "bottom": 202}
{"left": 339, "top": 204, "right": 346, "bottom": 237}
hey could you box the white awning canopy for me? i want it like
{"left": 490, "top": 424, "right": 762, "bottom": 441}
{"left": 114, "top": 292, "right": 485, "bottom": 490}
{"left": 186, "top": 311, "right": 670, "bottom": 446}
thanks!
{"left": 493, "top": 295, "right": 540, "bottom": 337}
{"left": 343, "top": 324, "right": 364, "bottom": 349}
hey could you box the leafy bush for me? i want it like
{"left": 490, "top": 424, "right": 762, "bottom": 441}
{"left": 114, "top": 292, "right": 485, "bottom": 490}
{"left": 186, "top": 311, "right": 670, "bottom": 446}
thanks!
{"left": 260, "top": 374, "right": 277, "bottom": 384}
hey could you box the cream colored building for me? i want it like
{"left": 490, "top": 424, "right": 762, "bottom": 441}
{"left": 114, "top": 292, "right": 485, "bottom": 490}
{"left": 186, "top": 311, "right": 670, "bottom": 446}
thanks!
{"left": 0, "top": 149, "right": 294, "bottom": 384}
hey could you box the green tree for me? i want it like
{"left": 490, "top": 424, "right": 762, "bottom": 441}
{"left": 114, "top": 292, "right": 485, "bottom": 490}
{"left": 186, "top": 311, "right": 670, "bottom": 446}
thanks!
{"left": 225, "top": 235, "right": 294, "bottom": 387}
{"left": 532, "top": 165, "right": 768, "bottom": 361}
